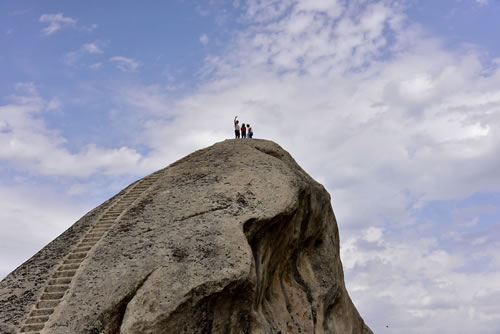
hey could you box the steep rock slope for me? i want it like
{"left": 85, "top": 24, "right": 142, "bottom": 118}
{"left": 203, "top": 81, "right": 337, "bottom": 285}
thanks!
{"left": 0, "top": 139, "right": 372, "bottom": 334}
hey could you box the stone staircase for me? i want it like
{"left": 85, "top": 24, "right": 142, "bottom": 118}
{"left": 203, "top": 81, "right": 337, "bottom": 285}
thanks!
{"left": 19, "top": 172, "right": 163, "bottom": 334}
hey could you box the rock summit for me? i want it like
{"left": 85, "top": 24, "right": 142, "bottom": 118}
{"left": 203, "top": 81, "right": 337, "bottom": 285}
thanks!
{"left": 0, "top": 139, "right": 372, "bottom": 334}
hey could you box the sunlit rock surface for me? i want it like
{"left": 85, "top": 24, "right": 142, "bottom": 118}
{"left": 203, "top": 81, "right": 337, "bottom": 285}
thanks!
{"left": 0, "top": 139, "right": 372, "bottom": 334}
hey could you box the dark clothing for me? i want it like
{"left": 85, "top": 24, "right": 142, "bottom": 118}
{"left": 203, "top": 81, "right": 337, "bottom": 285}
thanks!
{"left": 235, "top": 130, "right": 240, "bottom": 138}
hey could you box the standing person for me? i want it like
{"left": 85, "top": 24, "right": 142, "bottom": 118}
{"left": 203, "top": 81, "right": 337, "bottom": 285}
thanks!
{"left": 234, "top": 116, "right": 240, "bottom": 138}
{"left": 247, "top": 124, "right": 253, "bottom": 138}
{"left": 241, "top": 123, "right": 247, "bottom": 138}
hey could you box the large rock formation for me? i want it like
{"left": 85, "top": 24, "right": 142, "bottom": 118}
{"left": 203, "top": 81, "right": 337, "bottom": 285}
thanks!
{"left": 0, "top": 139, "right": 372, "bottom": 334}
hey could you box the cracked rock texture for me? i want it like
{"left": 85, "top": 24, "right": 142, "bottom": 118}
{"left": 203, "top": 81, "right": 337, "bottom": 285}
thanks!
{"left": 0, "top": 139, "right": 372, "bottom": 334}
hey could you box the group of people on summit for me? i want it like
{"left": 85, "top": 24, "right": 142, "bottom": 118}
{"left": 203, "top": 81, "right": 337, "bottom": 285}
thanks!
{"left": 234, "top": 116, "right": 253, "bottom": 139}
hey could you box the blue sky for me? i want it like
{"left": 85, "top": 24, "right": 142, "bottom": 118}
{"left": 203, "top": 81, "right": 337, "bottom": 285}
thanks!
{"left": 1, "top": 1, "right": 500, "bottom": 333}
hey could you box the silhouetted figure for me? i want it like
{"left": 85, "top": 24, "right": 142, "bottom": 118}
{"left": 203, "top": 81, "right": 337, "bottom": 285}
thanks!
{"left": 234, "top": 116, "right": 240, "bottom": 138}
{"left": 241, "top": 123, "right": 247, "bottom": 138}
{"left": 247, "top": 124, "right": 253, "bottom": 138}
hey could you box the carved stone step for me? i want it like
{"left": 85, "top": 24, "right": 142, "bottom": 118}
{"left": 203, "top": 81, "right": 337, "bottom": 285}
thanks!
{"left": 59, "top": 263, "right": 80, "bottom": 271}
{"left": 45, "top": 285, "right": 69, "bottom": 293}
{"left": 83, "top": 233, "right": 103, "bottom": 238}
{"left": 83, "top": 234, "right": 102, "bottom": 238}
{"left": 96, "top": 220, "right": 114, "bottom": 224}
{"left": 96, "top": 221, "right": 114, "bottom": 226}
{"left": 25, "top": 315, "right": 50, "bottom": 324}
{"left": 90, "top": 228, "right": 111, "bottom": 233}
{"left": 48, "top": 278, "right": 71, "bottom": 285}
{"left": 73, "top": 246, "right": 92, "bottom": 253}
{"left": 30, "top": 308, "right": 54, "bottom": 317}
{"left": 53, "top": 270, "right": 76, "bottom": 278}
{"left": 91, "top": 227, "right": 112, "bottom": 232}
{"left": 40, "top": 292, "right": 65, "bottom": 300}
{"left": 78, "top": 239, "right": 97, "bottom": 244}
{"left": 66, "top": 250, "right": 90, "bottom": 259}
{"left": 81, "top": 238, "right": 100, "bottom": 243}
{"left": 109, "top": 206, "right": 128, "bottom": 210}
{"left": 90, "top": 228, "right": 108, "bottom": 233}
{"left": 67, "top": 252, "right": 87, "bottom": 260}
{"left": 20, "top": 323, "right": 45, "bottom": 332}
{"left": 37, "top": 300, "right": 59, "bottom": 308}
{"left": 102, "top": 215, "right": 119, "bottom": 219}
{"left": 86, "top": 232, "right": 105, "bottom": 238}
{"left": 92, "top": 225, "right": 111, "bottom": 229}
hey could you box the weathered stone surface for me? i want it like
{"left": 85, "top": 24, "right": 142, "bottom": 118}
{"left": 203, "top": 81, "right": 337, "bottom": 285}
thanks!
{"left": 0, "top": 139, "right": 372, "bottom": 333}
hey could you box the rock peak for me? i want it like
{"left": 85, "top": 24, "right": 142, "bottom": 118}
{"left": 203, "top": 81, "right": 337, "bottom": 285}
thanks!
{"left": 0, "top": 139, "right": 372, "bottom": 334}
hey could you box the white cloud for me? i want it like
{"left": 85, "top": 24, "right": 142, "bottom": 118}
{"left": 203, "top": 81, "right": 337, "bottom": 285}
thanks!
{"left": 82, "top": 43, "right": 103, "bottom": 54}
{"left": 4, "top": 1, "right": 500, "bottom": 332}
{"left": 342, "top": 225, "right": 500, "bottom": 333}
{"left": 39, "top": 13, "right": 76, "bottom": 35}
{"left": 0, "top": 83, "right": 147, "bottom": 177}
{"left": 0, "top": 183, "right": 88, "bottom": 280}
{"left": 200, "top": 33, "right": 209, "bottom": 45}
{"left": 89, "top": 62, "right": 103, "bottom": 70}
{"left": 109, "top": 56, "right": 140, "bottom": 72}
{"left": 245, "top": 0, "right": 296, "bottom": 22}
{"left": 105, "top": 1, "right": 500, "bottom": 331}
{"left": 80, "top": 23, "right": 98, "bottom": 32}
{"left": 64, "top": 42, "right": 104, "bottom": 66}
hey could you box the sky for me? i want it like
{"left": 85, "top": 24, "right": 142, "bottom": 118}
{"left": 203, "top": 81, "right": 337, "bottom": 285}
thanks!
{"left": 1, "top": 0, "right": 499, "bottom": 332}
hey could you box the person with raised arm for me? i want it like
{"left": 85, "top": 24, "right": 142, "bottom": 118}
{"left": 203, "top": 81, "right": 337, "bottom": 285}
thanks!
{"left": 234, "top": 116, "right": 240, "bottom": 138}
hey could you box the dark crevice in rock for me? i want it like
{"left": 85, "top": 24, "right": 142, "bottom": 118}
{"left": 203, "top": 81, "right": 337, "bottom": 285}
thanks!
{"left": 144, "top": 279, "right": 253, "bottom": 334}
{"left": 279, "top": 273, "right": 302, "bottom": 330}
{"left": 243, "top": 188, "right": 321, "bottom": 330}
{"left": 291, "top": 253, "right": 316, "bottom": 324}
{"left": 243, "top": 209, "right": 296, "bottom": 310}
{"left": 294, "top": 189, "right": 318, "bottom": 325}
{"left": 107, "top": 271, "right": 154, "bottom": 334}
{"left": 252, "top": 146, "right": 288, "bottom": 164}
{"left": 176, "top": 204, "right": 232, "bottom": 222}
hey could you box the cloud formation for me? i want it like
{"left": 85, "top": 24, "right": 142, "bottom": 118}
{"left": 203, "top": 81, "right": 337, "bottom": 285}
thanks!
{"left": 200, "top": 33, "right": 209, "bottom": 45}
{"left": 39, "top": 13, "right": 76, "bottom": 35}
{"left": 0, "top": 183, "right": 88, "bottom": 279}
{"left": 109, "top": 56, "right": 140, "bottom": 72}
{"left": 82, "top": 43, "right": 103, "bottom": 54}
{"left": 89, "top": 62, "right": 103, "bottom": 70}
{"left": 64, "top": 42, "right": 104, "bottom": 65}
{"left": 0, "top": 83, "right": 146, "bottom": 177}
{"left": 4, "top": 1, "right": 499, "bottom": 332}
{"left": 104, "top": 1, "right": 500, "bottom": 331}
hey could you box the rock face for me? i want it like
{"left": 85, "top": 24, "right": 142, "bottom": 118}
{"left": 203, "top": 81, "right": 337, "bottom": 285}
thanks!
{"left": 0, "top": 139, "right": 372, "bottom": 334}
